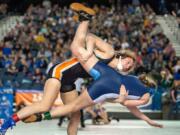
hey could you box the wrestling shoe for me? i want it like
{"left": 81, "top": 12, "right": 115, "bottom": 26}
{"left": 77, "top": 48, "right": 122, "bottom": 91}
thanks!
{"left": 70, "top": 3, "right": 96, "bottom": 21}
{"left": 0, "top": 118, "right": 15, "bottom": 135}
{"left": 22, "top": 113, "right": 42, "bottom": 123}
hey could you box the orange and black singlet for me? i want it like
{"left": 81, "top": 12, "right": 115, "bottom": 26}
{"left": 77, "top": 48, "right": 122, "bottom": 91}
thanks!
{"left": 47, "top": 57, "right": 114, "bottom": 93}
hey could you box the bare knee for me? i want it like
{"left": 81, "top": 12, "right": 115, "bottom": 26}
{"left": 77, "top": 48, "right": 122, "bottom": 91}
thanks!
{"left": 70, "top": 43, "right": 79, "bottom": 56}
{"left": 37, "top": 102, "right": 51, "bottom": 112}
{"left": 70, "top": 42, "right": 83, "bottom": 57}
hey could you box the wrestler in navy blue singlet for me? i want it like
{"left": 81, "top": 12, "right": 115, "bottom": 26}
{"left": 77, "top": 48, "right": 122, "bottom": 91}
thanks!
{"left": 87, "top": 61, "right": 150, "bottom": 103}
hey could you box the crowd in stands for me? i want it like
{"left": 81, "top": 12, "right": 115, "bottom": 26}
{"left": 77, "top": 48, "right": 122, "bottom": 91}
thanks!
{"left": 0, "top": 2, "right": 179, "bottom": 116}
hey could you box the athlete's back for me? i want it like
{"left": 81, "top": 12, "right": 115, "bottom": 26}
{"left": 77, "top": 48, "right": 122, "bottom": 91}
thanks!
{"left": 87, "top": 61, "right": 150, "bottom": 103}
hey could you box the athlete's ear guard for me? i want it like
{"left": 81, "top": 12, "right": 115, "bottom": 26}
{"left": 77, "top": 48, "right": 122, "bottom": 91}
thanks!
{"left": 117, "top": 56, "right": 123, "bottom": 71}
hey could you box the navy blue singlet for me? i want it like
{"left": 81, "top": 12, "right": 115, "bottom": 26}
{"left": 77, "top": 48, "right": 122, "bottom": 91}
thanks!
{"left": 87, "top": 61, "right": 150, "bottom": 103}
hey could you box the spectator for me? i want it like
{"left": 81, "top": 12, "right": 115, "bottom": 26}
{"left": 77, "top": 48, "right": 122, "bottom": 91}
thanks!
{"left": 6, "top": 64, "right": 18, "bottom": 76}
{"left": 173, "top": 59, "right": 180, "bottom": 73}
{"left": 168, "top": 85, "right": 180, "bottom": 119}
{"left": 0, "top": 51, "right": 5, "bottom": 68}
{"left": 2, "top": 42, "right": 12, "bottom": 56}
{"left": 32, "top": 68, "right": 46, "bottom": 84}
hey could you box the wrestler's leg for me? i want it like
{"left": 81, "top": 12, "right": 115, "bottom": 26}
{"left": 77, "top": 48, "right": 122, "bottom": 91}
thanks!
{"left": 0, "top": 78, "right": 61, "bottom": 133}
{"left": 16, "top": 78, "right": 61, "bottom": 119}
{"left": 48, "top": 89, "right": 95, "bottom": 118}
{"left": 70, "top": 21, "right": 93, "bottom": 61}
{"left": 61, "top": 90, "right": 80, "bottom": 135}
{"left": 70, "top": 3, "right": 114, "bottom": 61}
{"left": 47, "top": 77, "right": 109, "bottom": 119}
{"left": 70, "top": 20, "right": 99, "bottom": 73}
{"left": 70, "top": 3, "right": 97, "bottom": 62}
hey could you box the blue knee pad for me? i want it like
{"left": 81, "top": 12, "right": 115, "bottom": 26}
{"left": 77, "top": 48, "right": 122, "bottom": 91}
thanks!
{"left": 89, "top": 68, "right": 101, "bottom": 80}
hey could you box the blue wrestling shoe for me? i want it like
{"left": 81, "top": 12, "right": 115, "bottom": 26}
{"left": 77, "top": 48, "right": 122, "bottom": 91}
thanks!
{"left": 0, "top": 118, "right": 15, "bottom": 135}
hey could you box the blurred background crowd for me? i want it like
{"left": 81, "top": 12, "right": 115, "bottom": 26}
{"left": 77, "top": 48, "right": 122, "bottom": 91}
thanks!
{"left": 0, "top": 0, "right": 179, "bottom": 123}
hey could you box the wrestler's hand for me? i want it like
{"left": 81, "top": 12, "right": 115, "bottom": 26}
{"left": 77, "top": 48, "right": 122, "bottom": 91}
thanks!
{"left": 80, "top": 52, "right": 93, "bottom": 63}
{"left": 146, "top": 120, "right": 163, "bottom": 128}
{"left": 78, "top": 48, "right": 93, "bottom": 63}
{"left": 115, "top": 85, "right": 128, "bottom": 104}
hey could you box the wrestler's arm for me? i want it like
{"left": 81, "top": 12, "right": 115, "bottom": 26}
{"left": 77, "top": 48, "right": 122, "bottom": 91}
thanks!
{"left": 127, "top": 106, "right": 163, "bottom": 128}
{"left": 122, "top": 93, "right": 150, "bottom": 107}
{"left": 113, "top": 85, "right": 128, "bottom": 104}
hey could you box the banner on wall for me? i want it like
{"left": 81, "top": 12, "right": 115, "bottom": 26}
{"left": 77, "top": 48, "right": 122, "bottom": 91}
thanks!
{"left": 15, "top": 90, "right": 63, "bottom": 108}
{"left": 0, "top": 87, "right": 14, "bottom": 119}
